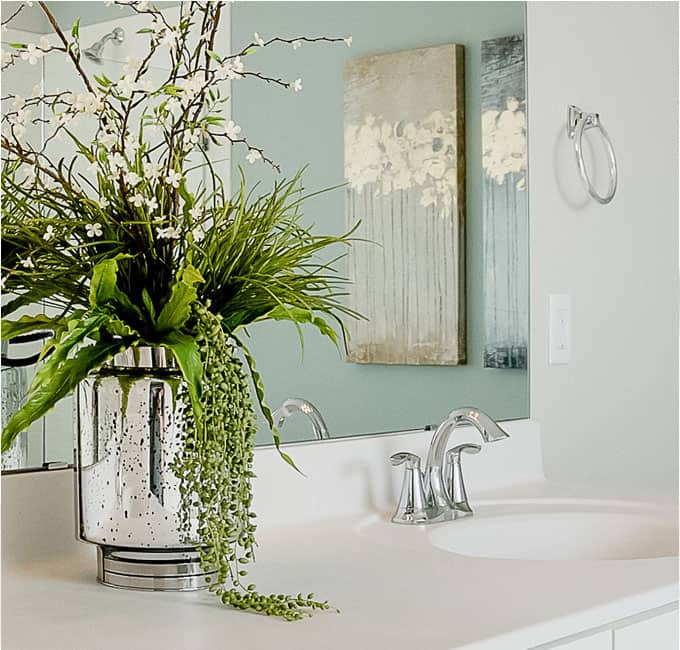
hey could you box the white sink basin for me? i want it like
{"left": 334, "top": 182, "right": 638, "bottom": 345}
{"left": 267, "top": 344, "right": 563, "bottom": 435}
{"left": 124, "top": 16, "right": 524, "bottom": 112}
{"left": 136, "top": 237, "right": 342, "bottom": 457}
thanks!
{"left": 428, "top": 499, "right": 679, "bottom": 561}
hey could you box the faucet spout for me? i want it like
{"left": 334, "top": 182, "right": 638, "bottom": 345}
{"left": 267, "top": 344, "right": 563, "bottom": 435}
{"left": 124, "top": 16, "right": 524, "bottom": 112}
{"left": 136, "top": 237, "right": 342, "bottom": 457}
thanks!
{"left": 272, "top": 398, "right": 330, "bottom": 441}
{"left": 424, "top": 408, "right": 509, "bottom": 518}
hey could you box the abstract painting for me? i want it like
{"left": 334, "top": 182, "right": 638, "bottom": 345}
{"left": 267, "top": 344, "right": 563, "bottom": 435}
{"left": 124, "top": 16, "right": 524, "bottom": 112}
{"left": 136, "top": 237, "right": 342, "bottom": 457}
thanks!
{"left": 481, "top": 35, "right": 528, "bottom": 369}
{"left": 344, "top": 44, "right": 466, "bottom": 365}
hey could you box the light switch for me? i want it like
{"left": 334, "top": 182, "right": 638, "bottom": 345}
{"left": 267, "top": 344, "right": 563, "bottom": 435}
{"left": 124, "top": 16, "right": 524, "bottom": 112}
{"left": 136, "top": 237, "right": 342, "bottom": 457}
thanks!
{"left": 549, "top": 294, "right": 571, "bottom": 364}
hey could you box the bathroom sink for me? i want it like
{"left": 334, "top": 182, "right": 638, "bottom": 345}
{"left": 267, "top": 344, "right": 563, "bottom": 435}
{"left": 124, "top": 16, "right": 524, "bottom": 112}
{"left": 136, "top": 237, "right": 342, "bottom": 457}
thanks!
{"left": 427, "top": 499, "right": 679, "bottom": 561}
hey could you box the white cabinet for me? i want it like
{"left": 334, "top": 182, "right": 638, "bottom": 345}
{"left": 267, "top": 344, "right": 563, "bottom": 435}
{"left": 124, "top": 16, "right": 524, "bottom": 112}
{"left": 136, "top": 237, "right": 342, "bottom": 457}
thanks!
{"left": 614, "top": 609, "right": 678, "bottom": 650}
{"left": 555, "top": 631, "right": 611, "bottom": 649}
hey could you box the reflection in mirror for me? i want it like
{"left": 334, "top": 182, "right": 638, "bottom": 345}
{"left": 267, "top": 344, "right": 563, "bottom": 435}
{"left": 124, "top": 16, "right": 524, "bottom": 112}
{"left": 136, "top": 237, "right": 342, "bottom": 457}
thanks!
{"left": 1, "top": 1, "right": 528, "bottom": 472}
{"left": 230, "top": 1, "right": 529, "bottom": 445}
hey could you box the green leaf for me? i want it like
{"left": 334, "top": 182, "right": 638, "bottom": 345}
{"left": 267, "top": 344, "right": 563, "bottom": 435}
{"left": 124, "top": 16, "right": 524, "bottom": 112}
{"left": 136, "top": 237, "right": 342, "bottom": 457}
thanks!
{"left": 1, "top": 314, "right": 71, "bottom": 342}
{"left": 234, "top": 337, "right": 303, "bottom": 475}
{"left": 142, "top": 288, "right": 157, "bottom": 321}
{"left": 260, "top": 306, "right": 339, "bottom": 347}
{"left": 88, "top": 256, "right": 144, "bottom": 322}
{"left": 89, "top": 259, "right": 119, "bottom": 307}
{"left": 160, "top": 331, "right": 203, "bottom": 428}
{"left": 9, "top": 43, "right": 27, "bottom": 49}
{"left": 206, "top": 49, "right": 222, "bottom": 62}
{"left": 2, "top": 338, "right": 124, "bottom": 453}
{"left": 71, "top": 18, "right": 80, "bottom": 39}
{"left": 155, "top": 265, "right": 204, "bottom": 334}
{"left": 94, "top": 74, "right": 112, "bottom": 87}
{"left": 136, "top": 28, "right": 154, "bottom": 34}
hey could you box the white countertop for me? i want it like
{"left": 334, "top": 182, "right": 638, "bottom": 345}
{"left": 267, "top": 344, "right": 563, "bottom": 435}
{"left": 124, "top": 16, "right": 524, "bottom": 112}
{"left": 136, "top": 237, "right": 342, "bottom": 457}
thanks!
{"left": 2, "top": 486, "right": 677, "bottom": 650}
{"left": 2, "top": 423, "right": 678, "bottom": 649}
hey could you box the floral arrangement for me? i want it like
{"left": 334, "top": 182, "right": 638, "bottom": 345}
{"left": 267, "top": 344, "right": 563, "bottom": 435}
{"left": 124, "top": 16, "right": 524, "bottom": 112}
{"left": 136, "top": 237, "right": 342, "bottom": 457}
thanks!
{"left": 1, "top": 0, "right": 355, "bottom": 619}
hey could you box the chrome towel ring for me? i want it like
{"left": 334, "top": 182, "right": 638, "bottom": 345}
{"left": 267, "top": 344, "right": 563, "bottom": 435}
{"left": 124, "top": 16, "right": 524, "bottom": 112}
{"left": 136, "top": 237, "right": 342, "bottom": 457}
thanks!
{"left": 567, "top": 105, "right": 618, "bottom": 204}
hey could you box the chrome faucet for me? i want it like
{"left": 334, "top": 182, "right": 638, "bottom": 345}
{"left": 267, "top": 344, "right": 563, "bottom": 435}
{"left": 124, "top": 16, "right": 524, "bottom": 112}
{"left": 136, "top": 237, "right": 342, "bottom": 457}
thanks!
{"left": 272, "top": 398, "right": 330, "bottom": 441}
{"left": 390, "top": 408, "right": 509, "bottom": 525}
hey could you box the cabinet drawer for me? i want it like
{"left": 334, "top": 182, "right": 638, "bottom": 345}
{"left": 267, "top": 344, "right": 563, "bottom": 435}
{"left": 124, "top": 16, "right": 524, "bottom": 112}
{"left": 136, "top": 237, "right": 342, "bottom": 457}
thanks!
{"left": 615, "top": 609, "right": 678, "bottom": 650}
{"left": 555, "top": 631, "right": 611, "bottom": 648}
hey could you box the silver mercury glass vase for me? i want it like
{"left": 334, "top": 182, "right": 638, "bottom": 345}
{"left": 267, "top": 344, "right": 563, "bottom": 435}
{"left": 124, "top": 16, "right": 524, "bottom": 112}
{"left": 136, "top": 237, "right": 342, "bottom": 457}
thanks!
{"left": 75, "top": 346, "right": 214, "bottom": 591}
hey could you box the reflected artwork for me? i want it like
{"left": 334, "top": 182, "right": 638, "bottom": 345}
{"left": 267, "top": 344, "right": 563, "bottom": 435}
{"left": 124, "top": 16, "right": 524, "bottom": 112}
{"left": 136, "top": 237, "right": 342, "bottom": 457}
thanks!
{"left": 481, "top": 34, "right": 528, "bottom": 369}
{"left": 344, "top": 44, "right": 466, "bottom": 365}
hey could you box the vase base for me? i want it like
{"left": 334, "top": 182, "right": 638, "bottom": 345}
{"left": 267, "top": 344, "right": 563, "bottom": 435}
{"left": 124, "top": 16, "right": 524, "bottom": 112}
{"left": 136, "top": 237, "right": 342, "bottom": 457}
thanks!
{"left": 96, "top": 546, "right": 215, "bottom": 592}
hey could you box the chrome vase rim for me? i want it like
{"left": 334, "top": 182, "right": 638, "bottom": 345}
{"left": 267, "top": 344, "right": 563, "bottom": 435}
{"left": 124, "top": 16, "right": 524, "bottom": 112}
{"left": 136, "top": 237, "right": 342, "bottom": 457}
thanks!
{"left": 104, "top": 346, "right": 178, "bottom": 371}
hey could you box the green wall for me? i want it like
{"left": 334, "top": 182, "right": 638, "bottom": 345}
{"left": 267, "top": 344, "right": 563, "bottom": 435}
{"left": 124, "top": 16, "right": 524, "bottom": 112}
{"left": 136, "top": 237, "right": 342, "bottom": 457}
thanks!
{"left": 230, "top": 2, "right": 529, "bottom": 444}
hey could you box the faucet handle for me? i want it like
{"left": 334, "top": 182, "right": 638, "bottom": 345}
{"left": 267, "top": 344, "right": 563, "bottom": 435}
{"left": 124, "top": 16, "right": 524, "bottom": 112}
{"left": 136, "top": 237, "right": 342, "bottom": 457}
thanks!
{"left": 389, "top": 452, "right": 429, "bottom": 524}
{"left": 445, "top": 444, "right": 481, "bottom": 516}
{"left": 448, "top": 443, "right": 481, "bottom": 458}
{"left": 390, "top": 452, "right": 421, "bottom": 469}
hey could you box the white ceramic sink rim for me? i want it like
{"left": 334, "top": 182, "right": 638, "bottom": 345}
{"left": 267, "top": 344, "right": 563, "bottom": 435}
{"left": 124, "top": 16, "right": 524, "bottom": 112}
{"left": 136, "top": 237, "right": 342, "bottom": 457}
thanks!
{"left": 356, "top": 497, "right": 679, "bottom": 563}
{"left": 426, "top": 498, "right": 678, "bottom": 562}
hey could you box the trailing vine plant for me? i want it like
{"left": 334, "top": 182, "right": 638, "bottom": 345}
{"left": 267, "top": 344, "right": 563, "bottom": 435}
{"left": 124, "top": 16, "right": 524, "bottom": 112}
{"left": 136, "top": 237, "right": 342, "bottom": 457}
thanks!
{"left": 174, "top": 303, "right": 331, "bottom": 619}
{"left": 1, "top": 1, "right": 357, "bottom": 619}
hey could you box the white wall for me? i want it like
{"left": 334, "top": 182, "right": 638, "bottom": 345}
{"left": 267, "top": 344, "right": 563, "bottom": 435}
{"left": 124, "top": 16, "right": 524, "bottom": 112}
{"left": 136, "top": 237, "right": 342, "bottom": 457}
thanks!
{"left": 527, "top": 2, "right": 678, "bottom": 493}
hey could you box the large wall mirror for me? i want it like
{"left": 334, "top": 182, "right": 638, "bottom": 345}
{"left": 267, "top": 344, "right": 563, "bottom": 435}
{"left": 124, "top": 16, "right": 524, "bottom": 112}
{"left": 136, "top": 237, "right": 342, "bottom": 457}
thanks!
{"left": 1, "top": 1, "right": 528, "bottom": 472}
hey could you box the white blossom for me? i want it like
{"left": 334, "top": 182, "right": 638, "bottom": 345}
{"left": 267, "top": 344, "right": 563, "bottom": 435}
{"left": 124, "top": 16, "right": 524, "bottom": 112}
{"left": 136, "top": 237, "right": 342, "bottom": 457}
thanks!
{"left": 130, "top": 193, "right": 145, "bottom": 207}
{"left": 189, "top": 205, "right": 202, "bottom": 220}
{"left": 178, "top": 74, "right": 203, "bottom": 105}
{"left": 49, "top": 109, "right": 71, "bottom": 130}
{"left": 292, "top": 40, "right": 302, "bottom": 50}
{"left": 165, "top": 98, "right": 183, "bottom": 118}
{"left": 2, "top": 50, "right": 13, "bottom": 65}
{"left": 117, "top": 75, "right": 141, "bottom": 96}
{"left": 246, "top": 149, "right": 262, "bottom": 164}
{"left": 97, "top": 129, "right": 117, "bottom": 149}
{"left": 146, "top": 197, "right": 158, "bottom": 211}
{"left": 124, "top": 171, "right": 142, "bottom": 186}
{"left": 38, "top": 36, "right": 50, "bottom": 50}
{"left": 344, "top": 36, "right": 353, "bottom": 47}
{"left": 143, "top": 160, "right": 161, "bottom": 179}
{"left": 110, "top": 152, "right": 126, "bottom": 170}
{"left": 215, "top": 56, "right": 244, "bottom": 81}
{"left": 123, "top": 56, "right": 143, "bottom": 76}
{"left": 124, "top": 135, "right": 139, "bottom": 155}
{"left": 68, "top": 91, "right": 103, "bottom": 115}
{"left": 42, "top": 225, "right": 55, "bottom": 241}
{"left": 20, "top": 257, "right": 35, "bottom": 269}
{"left": 224, "top": 120, "right": 241, "bottom": 140}
{"left": 98, "top": 197, "right": 109, "bottom": 209}
{"left": 31, "top": 83, "right": 42, "bottom": 98}
{"left": 182, "top": 129, "right": 199, "bottom": 150}
{"left": 157, "top": 226, "right": 181, "bottom": 240}
{"left": 166, "top": 170, "right": 182, "bottom": 188}
{"left": 12, "top": 95, "right": 25, "bottom": 109}
{"left": 159, "top": 27, "right": 178, "bottom": 51}
{"left": 291, "top": 78, "right": 303, "bottom": 93}
{"left": 254, "top": 32, "right": 265, "bottom": 47}
{"left": 192, "top": 226, "right": 206, "bottom": 242}
{"left": 86, "top": 223, "right": 103, "bottom": 238}
{"left": 20, "top": 44, "right": 42, "bottom": 65}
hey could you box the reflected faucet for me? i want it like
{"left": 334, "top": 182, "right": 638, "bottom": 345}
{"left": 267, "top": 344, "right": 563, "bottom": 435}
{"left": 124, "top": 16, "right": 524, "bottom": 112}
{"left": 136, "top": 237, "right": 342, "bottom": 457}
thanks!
{"left": 272, "top": 398, "right": 330, "bottom": 441}
{"left": 390, "top": 408, "right": 509, "bottom": 524}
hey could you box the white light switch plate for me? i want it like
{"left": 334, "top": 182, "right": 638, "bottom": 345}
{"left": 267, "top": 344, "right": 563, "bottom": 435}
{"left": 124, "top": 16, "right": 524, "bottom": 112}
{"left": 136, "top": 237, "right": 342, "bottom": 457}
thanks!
{"left": 549, "top": 294, "right": 571, "bottom": 364}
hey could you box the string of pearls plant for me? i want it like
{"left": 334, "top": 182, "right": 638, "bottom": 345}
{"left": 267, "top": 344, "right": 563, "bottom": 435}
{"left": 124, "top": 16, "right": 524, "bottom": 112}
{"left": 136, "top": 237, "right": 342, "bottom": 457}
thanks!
{"left": 174, "top": 303, "right": 332, "bottom": 619}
